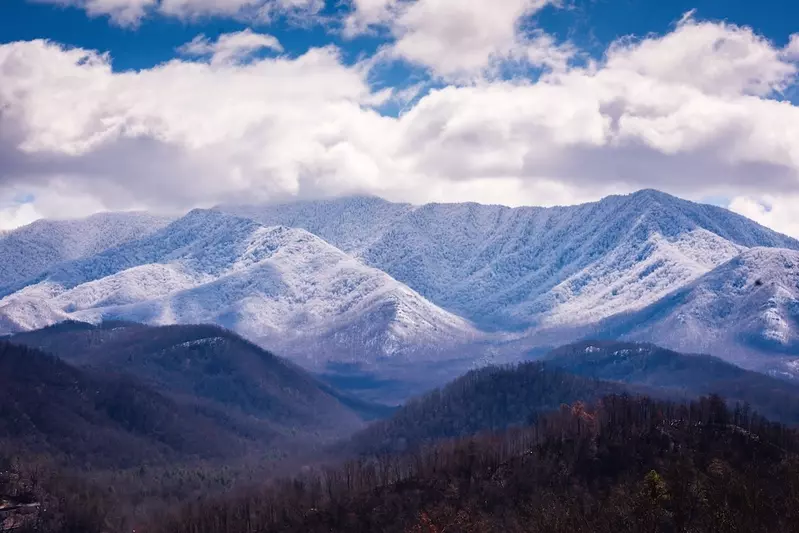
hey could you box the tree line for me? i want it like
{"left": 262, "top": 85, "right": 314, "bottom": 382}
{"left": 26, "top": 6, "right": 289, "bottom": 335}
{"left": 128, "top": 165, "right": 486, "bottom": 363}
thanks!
{"left": 151, "top": 393, "right": 799, "bottom": 533}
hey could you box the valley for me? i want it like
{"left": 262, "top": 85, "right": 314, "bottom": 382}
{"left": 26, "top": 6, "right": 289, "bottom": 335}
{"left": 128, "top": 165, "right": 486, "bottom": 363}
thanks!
{"left": 2, "top": 190, "right": 799, "bottom": 532}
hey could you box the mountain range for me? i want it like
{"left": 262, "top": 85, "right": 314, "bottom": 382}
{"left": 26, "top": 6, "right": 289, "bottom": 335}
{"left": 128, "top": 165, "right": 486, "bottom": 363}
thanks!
{"left": 0, "top": 211, "right": 171, "bottom": 286}
{"left": 347, "top": 339, "right": 799, "bottom": 456}
{"left": 221, "top": 189, "right": 798, "bottom": 329}
{"left": 544, "top": 340, "right": 799, "bottom": 423}
{"left": 0, "top": 189, "right": 797, "bottom": 390}
{"left": 0, "top": 210, "right": 477, "bottom": 370}
{"left": 2, "top": 322, "right": 372, "bottom": 468}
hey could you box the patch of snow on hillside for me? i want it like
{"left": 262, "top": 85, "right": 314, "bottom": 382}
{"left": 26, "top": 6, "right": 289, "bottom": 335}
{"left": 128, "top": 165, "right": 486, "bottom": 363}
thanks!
{"left": 175, "top": 337, "right": 226, "bottom": 349}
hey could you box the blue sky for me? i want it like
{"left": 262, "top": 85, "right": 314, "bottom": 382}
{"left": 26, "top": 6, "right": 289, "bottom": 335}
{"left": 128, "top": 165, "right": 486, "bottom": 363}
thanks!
{"left": 0, "top": 0, "right": 798, "bottom": 236}
{"left": 3, "top": 0, "right": 797, "bottom": 72}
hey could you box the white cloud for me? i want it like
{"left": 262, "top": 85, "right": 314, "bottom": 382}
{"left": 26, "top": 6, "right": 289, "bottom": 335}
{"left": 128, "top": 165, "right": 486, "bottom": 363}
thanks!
{"left": 33, "top": 0, "right": 324, "bottom": 25}
{"left": 343, "top": 0, "right": 398, "bottom": 36}
{"left": 32, "top": 0, "right": 157, "bottom": 26}
{"left": 2, "top": 16, "right": 799, "bottom": 236}
{"left": 346, "top": 0, "right": 571, "bottom": 81}
{"left": 784, "top": 34, "right": 799, "bottom": 61}
{"left": 391, "top": 0, "right": 551, "bottom": 78}
{"left": 0, "top": 184, "right": 112, "bottom": 229}
{"left": 729, "top": 195, "right": 799, "bottom": 239}
{"left": 178, "top": 30, "right": 283, "bottom": 65}
{"left": 158, "top": 0, "right": 323, "bottom": 22}
{"left": 0, "top": 38, "right": 394, "bottom": 211}
{"left": 0, "top": 203, "right": 40, "bottom": 231}
{"left": 604, "top": 15, "right": 796, "bottom": 97}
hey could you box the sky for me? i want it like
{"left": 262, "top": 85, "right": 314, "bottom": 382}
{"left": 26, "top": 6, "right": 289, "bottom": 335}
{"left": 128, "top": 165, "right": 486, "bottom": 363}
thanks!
{"left": 0, "top": 0, "right": 798, "bottom": 237}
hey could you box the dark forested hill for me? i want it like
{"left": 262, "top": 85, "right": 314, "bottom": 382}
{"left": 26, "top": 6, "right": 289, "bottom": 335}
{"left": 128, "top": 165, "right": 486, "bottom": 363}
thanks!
{"left": 346, "top": 362, "right": 628, "bottom": 455}
{"left": 545, "top": 340, "right": 799, "bottom": 424}
{"left": 153, "top": 394, "right": 799, "bottom": 533}
{"left": 0, "top": 342, "right": 266, "bottom": 468}
{"left": 10, "top": 321, "right": 369, "bottom": 441}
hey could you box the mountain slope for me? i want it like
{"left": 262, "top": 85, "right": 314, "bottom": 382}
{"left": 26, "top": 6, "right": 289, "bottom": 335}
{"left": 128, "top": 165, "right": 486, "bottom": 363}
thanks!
{"left": 544, "top": 340, "right": 799, "bottom": 424}
{"left": 160, "top": 395, "right": 799, "bottom": 533}
{"left": 347, "top": 362, "right": 626, "bottom": 455}
{"left": 0, "top": 341, "right": 269, "bottom": 468}
{"left": 221, "top": 190, "right": 799, "bottom": 329}
{"left": 223, "top": 196, "right": 415, "bottom": 254}
{"left": 0, "top": 210, "right": 478, "bottom": 366}
{"left": 587, "top": 248, "right": 799, "bottom": 374}
{"left": 0, "top": 212, "right": 172, "bottom": 286}
{"left": 10, "top": 322, "right": 370, "bottom": 436}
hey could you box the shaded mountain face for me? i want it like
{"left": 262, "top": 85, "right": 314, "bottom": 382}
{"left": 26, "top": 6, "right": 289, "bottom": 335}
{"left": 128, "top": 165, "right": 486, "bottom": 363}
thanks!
{"left": 544, "top": 340, "right": 799, "bottom": 424}
{"left": 0, "top": 341, "right": 268, "bottom": 468}
{"left": 0, "top": 210, "right": 478, "bottom": 367}
{"left": 346, "top": 362, "right": 627, "bottom": 455}
{"left": 0, "top": 212, "right": 172, "bottom": 287}
{"left": 220, "top": 190, "right": 799, "bottom": 330}
{"left": 9, "top": 322, "right": 368, "bottom": 439}
{"left": 585, "top": 248, "right": 799, "bottom": 375}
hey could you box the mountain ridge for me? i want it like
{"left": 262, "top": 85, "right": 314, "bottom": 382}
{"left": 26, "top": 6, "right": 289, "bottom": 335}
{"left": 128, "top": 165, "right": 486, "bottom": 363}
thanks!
{"left": 585, "top": 247, "right": 799, "bottom": 374}
{"left": 0, "top": 210, "right": 479, "bottom": 368}
{"left": 8, "top": 322, "right": 372, "bottom": 449}
{"left": 219, "top": 190, "right": 799, "bottom": 330}
{"left": 2, "top": 189, "right": 797, "bottom": 379}
{"left": 544, "top": 339, "right": 799, "bottom": 423}
{"left": 0, "top": 340, "right": 264, "bottom": 468}
{"left": 0, "top": 211, "right": 173, "bottom": 287}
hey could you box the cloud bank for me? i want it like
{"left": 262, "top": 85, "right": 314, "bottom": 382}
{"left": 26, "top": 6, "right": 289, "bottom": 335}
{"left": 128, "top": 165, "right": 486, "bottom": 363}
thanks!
{"left": 1, "top": 5, "right": 799, "bottom": 236}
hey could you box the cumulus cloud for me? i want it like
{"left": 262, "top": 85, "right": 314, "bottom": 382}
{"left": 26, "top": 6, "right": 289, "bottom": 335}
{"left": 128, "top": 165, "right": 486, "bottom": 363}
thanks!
{"left": 604, "top": 15, "right": 797, "bottom": 97}
{"left": 345, "top": 0, "right": 572, "bottom": 80}
{"left": 784, "top": 34, "right": 799, "bottom": 61}
{"left": 32, "top": 0, "right": 157, "bottom": 26}
{"left": 0, "top": 203, "right": 40, "bottom": 231}
{"left": 2, "top": 15, "right": 799, "bottom": 236}
{"left": 158, "top": 0, "right": 324, "bottom": 22}
{"left": 33, "top": 0, "right": 324, "bottom": 25}
{"left": 729, "top": 195, "right": 799, "bottom": 240}
{"left": 343, "top": 0, "right": 397, "bottom": 36}
{"left": 178, "top": 29, "right": 283, "bottom": 65}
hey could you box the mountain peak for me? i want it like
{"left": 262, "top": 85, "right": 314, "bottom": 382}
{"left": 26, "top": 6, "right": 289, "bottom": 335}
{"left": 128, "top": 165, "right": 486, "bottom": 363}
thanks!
{"left": 0, "top": 207, "right": 478, "bottom": 370}
{"left": 627, "top": 188, "right": 678, "bottom": 201}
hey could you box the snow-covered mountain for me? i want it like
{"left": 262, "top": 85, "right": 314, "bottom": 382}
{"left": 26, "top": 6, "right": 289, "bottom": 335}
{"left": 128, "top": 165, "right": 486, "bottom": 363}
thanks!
{"left": 220, "top": 190, "right": 799, "bottom": 329}
{"left": 588, "top": 247, "right": 799, "bottom": 376}
{"left": 2, "top": 190, "right": 798, "bottom": 378}
{"left": 0, "top": 210, "right": 478, "bottom": 367}
{"left": 0, "top": 212, "right": 172, "bottom": 285}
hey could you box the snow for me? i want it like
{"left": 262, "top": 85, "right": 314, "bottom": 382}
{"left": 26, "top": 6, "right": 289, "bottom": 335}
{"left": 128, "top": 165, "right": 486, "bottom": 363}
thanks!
{"left": 0, "top": 297, "right": 69, "bottom": 332}
{"left": 220, "top": 190, "right": 798, "bottom": 329}
{"left": 593, "top": 247, "right": 799, "bottom": 371}
{"left": 0, "top": 212, "right": 172, "bottom": 287}
{"left": 2, "top": 189, "right": 798, "bottom": 372}
{"left": 0, "top": 209, "right": 479, "bottom": 365}
{"left": 175, "top": 337, "right": 226, "bottom": 349}
{"left": 532, "top": 229, "right": 744, "bottom": 326}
